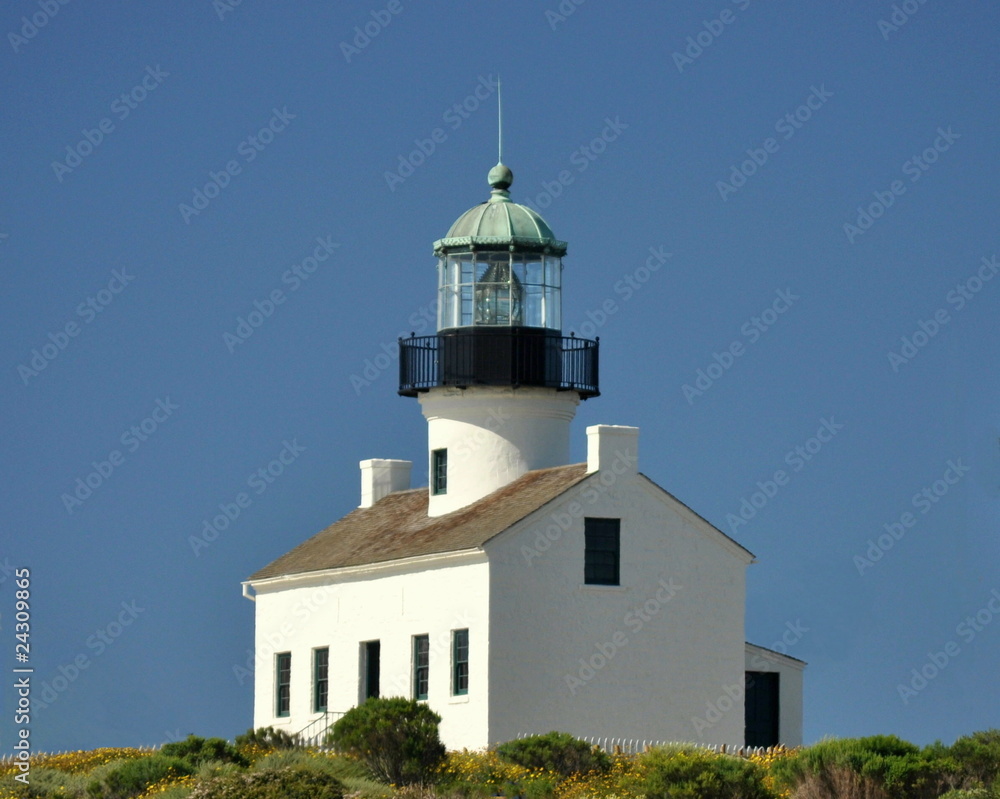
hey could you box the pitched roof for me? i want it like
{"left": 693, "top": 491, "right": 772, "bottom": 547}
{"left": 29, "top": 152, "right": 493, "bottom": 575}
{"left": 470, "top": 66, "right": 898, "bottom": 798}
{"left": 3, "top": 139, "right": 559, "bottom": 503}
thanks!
{"left": 248, "top": 463, "right": 590, "bottom": 580}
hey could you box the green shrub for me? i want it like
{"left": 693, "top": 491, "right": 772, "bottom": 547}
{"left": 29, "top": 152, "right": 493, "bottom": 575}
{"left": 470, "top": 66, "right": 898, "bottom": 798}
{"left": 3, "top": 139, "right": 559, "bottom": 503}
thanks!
{"left": 187, "top": 766, "right": 344, "bottom": 799}
{"left": 949, "top": 730, "right": 1000, "bottom": 788}
{"left": 326, "top": 696, "right": 445, "bottom": 785}
{"left": 86, "top": 755, "right": 194, "bottom": 799}
{"left": 9, "top": 766, "right": 90, "bottom": 799}
{"left": 161, "top": 735, "right": 247, "bottom": 767}
{"left": 629, "top": 746, "right": 773, "bottom": 799}
{"left": 769, "top": 736, "right": 958, "bottom": 799}
{"left": 495, "top": 732, "right": 611, "bottom": 777}
{"left": 235, "top": 726, "right": 303, "bottom": 752}
{"left": 248, "top": 750, "right": 391, "bottom": 799}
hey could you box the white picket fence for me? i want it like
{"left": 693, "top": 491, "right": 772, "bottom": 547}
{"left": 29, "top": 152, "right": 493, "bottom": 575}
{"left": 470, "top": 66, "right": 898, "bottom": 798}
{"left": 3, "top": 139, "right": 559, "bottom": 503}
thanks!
{"left": 518, "top": 733, "right": 785, "bottom": 758}
{"left": 1, "top": 736, "right": 785, "bottom": 766}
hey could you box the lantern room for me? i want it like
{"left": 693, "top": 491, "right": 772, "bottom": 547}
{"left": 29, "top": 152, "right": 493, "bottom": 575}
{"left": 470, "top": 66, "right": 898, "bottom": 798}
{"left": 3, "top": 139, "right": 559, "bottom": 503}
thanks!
{"left": 435, "top": 164, "right": 563, "bottom": 332}
{"left": 399, "top": 162, "right": 598, "bottom": 400}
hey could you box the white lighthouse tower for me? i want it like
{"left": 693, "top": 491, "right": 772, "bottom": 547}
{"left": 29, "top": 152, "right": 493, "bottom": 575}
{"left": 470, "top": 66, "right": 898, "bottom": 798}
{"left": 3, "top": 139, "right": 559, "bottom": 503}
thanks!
{"left": 399, "top": 162, "right": 599, "bottom": 516}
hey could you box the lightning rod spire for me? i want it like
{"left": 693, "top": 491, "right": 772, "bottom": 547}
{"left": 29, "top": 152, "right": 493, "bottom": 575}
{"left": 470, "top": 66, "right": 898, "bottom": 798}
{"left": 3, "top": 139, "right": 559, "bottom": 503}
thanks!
{"left": 497, "top": 75, "right": 503, "bottom": 165}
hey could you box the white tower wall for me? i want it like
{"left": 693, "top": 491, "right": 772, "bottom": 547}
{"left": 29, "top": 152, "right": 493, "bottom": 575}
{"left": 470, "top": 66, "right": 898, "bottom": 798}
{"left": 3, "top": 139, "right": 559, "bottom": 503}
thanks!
{"left": 420, "top": 385, "right": 580, "bottom": 516}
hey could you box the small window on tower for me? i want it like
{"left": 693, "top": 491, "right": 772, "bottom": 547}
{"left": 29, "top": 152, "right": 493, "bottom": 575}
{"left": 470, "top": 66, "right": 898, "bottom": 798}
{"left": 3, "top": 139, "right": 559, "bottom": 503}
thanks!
{"left": 432, "top": 449, "right": 448, "bottom": 495}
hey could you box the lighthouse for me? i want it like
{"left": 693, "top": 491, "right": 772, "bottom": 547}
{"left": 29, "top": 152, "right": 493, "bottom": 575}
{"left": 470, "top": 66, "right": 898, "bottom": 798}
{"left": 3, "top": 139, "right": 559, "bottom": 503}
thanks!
{"left": 399, "top": 161, "right": 599, "bottom": 516}
{"left": 245, "top": 140, "right": 804, "bottom": 754}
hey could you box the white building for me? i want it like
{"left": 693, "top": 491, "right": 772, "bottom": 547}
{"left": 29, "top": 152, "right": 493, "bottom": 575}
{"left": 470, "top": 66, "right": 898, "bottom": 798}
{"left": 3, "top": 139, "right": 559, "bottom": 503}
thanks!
{"left": 243, "top": 160, "right": 804, "bottom": 750}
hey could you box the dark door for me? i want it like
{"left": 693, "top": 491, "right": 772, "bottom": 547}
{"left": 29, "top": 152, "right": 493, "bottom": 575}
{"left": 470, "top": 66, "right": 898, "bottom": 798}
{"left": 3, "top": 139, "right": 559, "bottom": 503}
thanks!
{"left": 364, "top": 640, "right": 380, "bottom": 699}
{"left": 745, "top": 671, "right": 780, "bottom": 747}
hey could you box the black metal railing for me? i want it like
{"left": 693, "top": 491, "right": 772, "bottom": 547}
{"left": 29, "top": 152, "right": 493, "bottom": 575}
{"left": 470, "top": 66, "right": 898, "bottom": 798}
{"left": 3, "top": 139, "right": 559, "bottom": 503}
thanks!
{"left": 399, "top": 329, "right": 599, "bottom": 399}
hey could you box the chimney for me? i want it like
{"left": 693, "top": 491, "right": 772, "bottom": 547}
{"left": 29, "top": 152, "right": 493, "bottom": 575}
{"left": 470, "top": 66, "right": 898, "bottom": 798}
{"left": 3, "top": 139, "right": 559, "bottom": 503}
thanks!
{"left": 586, "top": 425, "right": 639, "bottom": 475}
{"left": 360, "top": 459, "right": 412, "bottom": 508}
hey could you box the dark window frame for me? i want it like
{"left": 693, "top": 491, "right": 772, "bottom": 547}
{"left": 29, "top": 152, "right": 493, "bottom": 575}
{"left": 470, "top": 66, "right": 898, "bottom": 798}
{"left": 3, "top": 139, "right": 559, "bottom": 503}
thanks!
{"left": 276, "top": 652, "right": 291, "bottom": 717}
{"left": 313, "top": 647, "right": 329, "bottom": 713}
{"left": 432, "top": 449, "right": 448, "bottom": 495}
{"left": 452, "top": 629, "right": 469, "bottom": 696}
{"left": 584, "top": 517, "right": 621, "bottom": 586}
{"left": 413, "top": 635, "right": 430, "bottom": 700}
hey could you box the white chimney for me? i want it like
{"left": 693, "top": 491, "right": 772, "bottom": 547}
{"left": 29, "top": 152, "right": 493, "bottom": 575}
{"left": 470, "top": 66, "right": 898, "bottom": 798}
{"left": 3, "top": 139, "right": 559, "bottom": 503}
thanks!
{"left": 360, "top": 459, "right": 412, "bottom": 508}
{"left": 586, "top": 425, "right": 639, "bottom": 475}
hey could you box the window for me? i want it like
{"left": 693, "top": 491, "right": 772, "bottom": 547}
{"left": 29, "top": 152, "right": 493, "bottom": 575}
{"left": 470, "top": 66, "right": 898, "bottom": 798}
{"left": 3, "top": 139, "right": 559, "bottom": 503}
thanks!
{"left": 275, "top": 652, "right": 291, "bottom": 717}
{"left": 452, "top": 629, "right": 469, "bottom": 696}
{"left": 362, "top": 641, "right": 380, "bottom": 700}
{"left": 432, "top": 449, "right": 447, "bottom": 495}
{"left": 584, "top": 518, "right": 620, "bottom": 585}
{"left": 313, "top": 648, "right": 329, "bottom": 713}
{"left": 413, "top": 635, "right": 430, "bottom": 700}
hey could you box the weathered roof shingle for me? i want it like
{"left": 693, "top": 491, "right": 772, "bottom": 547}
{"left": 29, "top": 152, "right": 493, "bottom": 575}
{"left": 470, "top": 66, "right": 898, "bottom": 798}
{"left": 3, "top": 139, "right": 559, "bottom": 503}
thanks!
{"left": 249, "top": 463, "right": 589, "bottom": 580}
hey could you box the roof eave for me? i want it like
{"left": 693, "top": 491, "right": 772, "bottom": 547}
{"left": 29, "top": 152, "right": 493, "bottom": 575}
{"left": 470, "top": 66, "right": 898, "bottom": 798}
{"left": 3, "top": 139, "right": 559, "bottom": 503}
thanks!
{"left": 247, "top": 546, "right": 488, "bottom": 593}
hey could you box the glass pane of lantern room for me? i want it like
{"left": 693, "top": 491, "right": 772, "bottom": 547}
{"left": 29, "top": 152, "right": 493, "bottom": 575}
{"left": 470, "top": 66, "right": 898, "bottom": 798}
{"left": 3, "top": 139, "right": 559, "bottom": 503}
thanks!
{"left": 525, "top": 257, "right": 544, "bottom": 287}
{"left": 460, "top": 254, "right": 474, "bottom": 283}
{"left": 546, "top": 283, "right": 561, "bottom": 330}
{"left": 544, "top": 255, "right": 561, "bottom": 288}
{"left": 437, "top": 257, "right": 454, "bottom": 330}
{"left": 460, "top": 283, "right": 473, "bottom": 326}
{"left": 524, "top": 284, "right": 543, "bottom": 328}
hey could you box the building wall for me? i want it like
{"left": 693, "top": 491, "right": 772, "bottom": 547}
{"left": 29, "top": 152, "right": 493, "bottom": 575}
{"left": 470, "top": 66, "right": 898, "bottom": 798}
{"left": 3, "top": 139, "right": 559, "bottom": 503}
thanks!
{"left": 485, "top": 469, "right": 750, "bottom": 746}
{"left": 250, "top": 555, "right": 490, "bottom": 750}
{"left": 745, "top": 643, "right": 805, "bottom": 747}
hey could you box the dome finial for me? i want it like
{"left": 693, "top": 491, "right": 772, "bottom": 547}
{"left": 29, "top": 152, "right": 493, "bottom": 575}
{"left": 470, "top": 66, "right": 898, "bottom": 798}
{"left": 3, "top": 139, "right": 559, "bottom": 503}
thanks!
{"left": 488, "top": 75, "right": 513, "bottom": 195}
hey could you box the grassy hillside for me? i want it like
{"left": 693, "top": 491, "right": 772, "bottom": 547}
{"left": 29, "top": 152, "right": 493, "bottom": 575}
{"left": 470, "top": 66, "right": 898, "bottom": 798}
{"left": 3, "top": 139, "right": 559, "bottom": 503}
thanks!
{"left": 2, "top": 728, "right": 998, "bottom": 799}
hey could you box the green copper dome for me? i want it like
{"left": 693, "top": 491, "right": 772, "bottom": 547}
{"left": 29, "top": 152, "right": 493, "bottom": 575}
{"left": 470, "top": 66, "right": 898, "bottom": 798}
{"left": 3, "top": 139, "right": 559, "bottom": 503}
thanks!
{"left": 433, "top": 163, "right": 568, "bottom": 257}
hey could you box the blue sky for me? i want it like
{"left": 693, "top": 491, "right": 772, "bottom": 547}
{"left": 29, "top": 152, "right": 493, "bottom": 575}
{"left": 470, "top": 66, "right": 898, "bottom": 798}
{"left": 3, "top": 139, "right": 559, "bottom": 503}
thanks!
{"left": 1, "top": 0, "right": 998, "bottom": 752}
